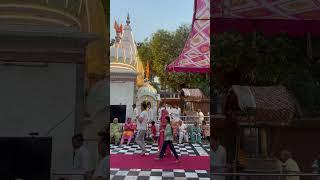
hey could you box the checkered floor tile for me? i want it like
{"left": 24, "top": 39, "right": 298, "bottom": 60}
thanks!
{"left": 110, "top": 168, "right": 210, "bottom": 180}
{"left": 110, "top": 143, "right": 210, "bottom": 156}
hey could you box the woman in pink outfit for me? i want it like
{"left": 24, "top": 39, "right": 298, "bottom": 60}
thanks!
{"left": 120, "top": 118, "right": 136, "bottom": 145}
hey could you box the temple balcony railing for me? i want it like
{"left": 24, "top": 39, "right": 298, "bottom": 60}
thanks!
{"left": 159, "top": 92, "right": 180, "bottom": 99}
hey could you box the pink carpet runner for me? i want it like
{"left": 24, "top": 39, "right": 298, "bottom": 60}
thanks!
{"left": 110, "top": 154, "right": 210, "bottom": 170}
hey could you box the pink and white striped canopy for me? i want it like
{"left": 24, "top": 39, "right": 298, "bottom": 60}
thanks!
{"left": 166, "top": 0, "right": 210, "bottom": 73}
{"left": 212, "top": 0, "right": 320, "bottom": 36}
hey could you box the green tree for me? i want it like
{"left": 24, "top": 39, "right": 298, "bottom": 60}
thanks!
{"left": 137, "top": 24, "right": 209, "bottom": 96}
{"left": 212, "top": 32, "right": 320, "bottom": 117}
{"left": 212, "top": 32, "right": 311, "bottom": 92}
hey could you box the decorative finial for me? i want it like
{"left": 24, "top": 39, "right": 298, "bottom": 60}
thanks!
{"left": 114, "top": 20, "right": 123, "bottom": 43}
{"left": 145, "top": 61, "right": 150, "bottom": 81}
{"left": 126, "top": 13, "right": 130, "bottom": 25}
{"left": 114, "top": 20, "right": 123, "bottom": 34}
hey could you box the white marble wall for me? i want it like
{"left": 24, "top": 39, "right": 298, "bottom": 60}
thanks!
{"left": 0, "top": 63, "right": 77, "bottom": 173}
{"left": 110, "top": 80, "right": 135, "bottom": 119}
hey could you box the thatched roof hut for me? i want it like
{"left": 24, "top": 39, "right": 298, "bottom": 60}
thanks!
{"left": 224, "top": 85, "right": 298, "bottom": 126}
{"left": 180, "top": 88, "right": 205, "bottom": 102}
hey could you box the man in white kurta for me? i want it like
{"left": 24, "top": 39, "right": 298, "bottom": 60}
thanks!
{"left": 147, "top": 104, "right": 154, "bottom": 122}
{"left": 197, "top": 109, "right": 204, "bottom": 125}
{"left": 158, "top": 103, "right": 165, "bottom": 122}
{"left": 280, "top": 150, "right": 300, "bottom": 180}
{"left": 211, "top": 137, "right": 226, "bottom": 180}
{"left": 131, "top": 104, "right": 138, "bottom": 121}
{"left": 178, "top": 120, "right": 188, "bottom": 144}
{"left": 72, "top": 134, "right": 93, "bottom": 180}
{"left": 177, "top": 106, "right": 181, "bottom": 119}
{"left": 171, "top": 106, "right": 179, "bottom": 120}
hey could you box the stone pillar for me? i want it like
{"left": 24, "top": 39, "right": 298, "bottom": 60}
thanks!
{"left": 0, "top": 25, "right": 98, "bottom": 177}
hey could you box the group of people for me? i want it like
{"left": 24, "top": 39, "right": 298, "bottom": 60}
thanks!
{"left": 110, "top": 101, "right": 210, "bottom": 164}
{"left": 134, "top": 101, "right": 180, "bottom": 162}
{"left": 110, "top": 102, "right": 209, "bottom": 145}
{"left": 158, "top": 103, "right": 181, "bottom": 121}
{"left": 110, "top": 117, "right": 136, "bottom": 145}
{"left": 211, "top": 136, "right": 320, "bottom": 180}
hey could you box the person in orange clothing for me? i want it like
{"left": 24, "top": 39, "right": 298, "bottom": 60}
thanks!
{"left": 120, "top": 118, "right": 136, "bottom": 145}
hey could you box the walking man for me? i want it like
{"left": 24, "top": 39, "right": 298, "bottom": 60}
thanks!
{"left": 135, "top": 102, "right": 148, "bottom": 155}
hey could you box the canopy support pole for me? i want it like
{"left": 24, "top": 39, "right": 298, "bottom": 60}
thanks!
{"left": 307, "top": 32, "right": 313, "bottom": 60}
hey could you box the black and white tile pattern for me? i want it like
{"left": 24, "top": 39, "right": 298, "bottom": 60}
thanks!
{"left": 110, "top": 168, "right": 210, "bottom": 180}
{"left": 110, "top": 143, "right": 210, "bottom": 156}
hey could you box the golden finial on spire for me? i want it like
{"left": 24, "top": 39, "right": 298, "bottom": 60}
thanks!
{"left": 114, "top": 20, "right": 123, "bottom": 34}
{"left": 146, "top": 61, "right": 150, "bottom": 80}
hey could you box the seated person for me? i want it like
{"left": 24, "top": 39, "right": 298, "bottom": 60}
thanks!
{"left": 120, "top": 118, "right": 136, "bottom": 145}
{"left": 171, "top": 119, "right": 180, "bottom": 141}
{"left": 190, "top": 121, "right": 202, "bottom": 144}
{"left": 110, "top": 118, "right": 122, "bottom": 145}
{"left": 178, "top": 120, "right": 188, "bottom": 144}
{"left": 202, "top": 120, "right": 210, "bottom": 143}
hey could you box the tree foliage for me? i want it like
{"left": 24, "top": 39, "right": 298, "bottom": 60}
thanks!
{"left": 212, "top": 32, "right": 317, "bottom": 92}
{"left": 137, "top": 24, "right": 209, "bottom": 96}
{"left": 212, "top": 32, "right": 320, "bottom": 117}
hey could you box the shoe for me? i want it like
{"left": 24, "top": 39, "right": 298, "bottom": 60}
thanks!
{"left": 140, "top": 150, "right": 147, "bottom": 155}
{"left": 155, "top": 157, "right": 161, "bottom": 160}
{"left": 175, "top": 159, "right": 181, "bottom": 163}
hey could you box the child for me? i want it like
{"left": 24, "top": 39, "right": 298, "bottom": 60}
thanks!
{"left": 156, "top": 116, "right": 180, "bottom": 162}
{"left": 150, "top": 121, "right": 157, "bottom": 143}
{"left": 202, "top": 120, "right": 210, "bottom": 144}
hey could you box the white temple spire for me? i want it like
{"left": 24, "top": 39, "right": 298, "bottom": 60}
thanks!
{"left": 126, "top": 13, "right": 130, "bottom": 25}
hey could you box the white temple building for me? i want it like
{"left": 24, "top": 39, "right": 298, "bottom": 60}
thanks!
{"left": 110, "top": 14, "right": 144, "bottom": 119}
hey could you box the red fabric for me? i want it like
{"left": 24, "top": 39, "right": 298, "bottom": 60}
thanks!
{"left": 110, "top": 154, "right": 210, "bottom": 170}
{"left": 151, "top": 125, "right": 156, "bottom": 137}
{"left": 124, "top": 120, "right": 135, "bottom": 131}
{"left": 158, "top": 109, "right": 171, "bottom": 155}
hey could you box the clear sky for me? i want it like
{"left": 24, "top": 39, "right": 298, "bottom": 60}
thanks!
{"left": 110, "top": 0, "right": 194, "bottom": 42}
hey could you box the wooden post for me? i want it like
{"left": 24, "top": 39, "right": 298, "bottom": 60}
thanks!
{"left": 307, "top": 32, "right": 313, "bottom": 59}
{"left": 261, "top": 128, "right": 268, "bottom": 158}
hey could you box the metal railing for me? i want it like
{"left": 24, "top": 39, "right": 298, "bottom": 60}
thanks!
{"left": 153, "top": 115, "right": 210, "bottom": 124}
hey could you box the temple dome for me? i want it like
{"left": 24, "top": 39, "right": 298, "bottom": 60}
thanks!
{"left": 137, "top": 81, "right": 158, "bottom": 100}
